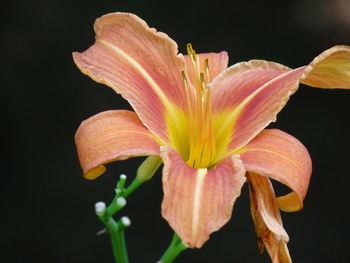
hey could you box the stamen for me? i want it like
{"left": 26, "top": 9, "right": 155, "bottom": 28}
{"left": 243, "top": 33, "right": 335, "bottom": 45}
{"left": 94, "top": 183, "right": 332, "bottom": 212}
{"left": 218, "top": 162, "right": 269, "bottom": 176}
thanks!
{"left": 182, "top": 71, "right": 195, "bottom": 155}
{"left": 187, "top": 43, "right": 197, "bottom": 62}
{"left": 204, "top": 58, "right": 210, "bottom": 82}
{"left": 200, "top": 73, "right": 207, "bottom": 93}
{"left": 187, "top": 43, "right": 201, "bottom": 87}
{"left": 182, "top": 44, "right": 216, "bottom": 169}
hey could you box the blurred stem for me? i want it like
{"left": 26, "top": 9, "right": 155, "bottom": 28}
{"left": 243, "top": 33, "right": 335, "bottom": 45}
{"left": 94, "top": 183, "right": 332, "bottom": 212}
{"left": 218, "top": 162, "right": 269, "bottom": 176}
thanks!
{"left": 98, "top": 213, "right": 129, "bottom": 263}
{"left": 159, "top": 233, "right": 188, "bottom": 263}
{"left": 107, "top": 218, "right": 129, "bottom": 263}
{"left": 96, "top": 156, "right": 162, "bottom": 263}
{"left": 106, "top": 156, "right": 162, "bottom": 218}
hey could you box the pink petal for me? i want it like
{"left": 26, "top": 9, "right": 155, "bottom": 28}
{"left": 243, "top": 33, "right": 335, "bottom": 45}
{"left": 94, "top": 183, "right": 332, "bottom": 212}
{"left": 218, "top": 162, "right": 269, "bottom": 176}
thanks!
{"left": 211, "top": 45, "right": 350, "bottom": 158}
{"left": 160, "top": 146, "right": 246, "bottom": 248}
{"left": 75, "top": 110, "right": 160, "bottom": 179}
{"left": 184, "top": 51, "right": 228, "bottom": 84}
{"left": 211, "top": 60, "right": 302, "bottom": 158}
{"left": 301, "top": 45, "right": 350, "bottom": 89}
{"left": 247, "top": 173, "right": 292, "bottom": 263}
{"left": 73, "top": 13, "right": 187, "bottom": 144}
{"left": 239, "top": 129, "right": 312, "bottom": 212}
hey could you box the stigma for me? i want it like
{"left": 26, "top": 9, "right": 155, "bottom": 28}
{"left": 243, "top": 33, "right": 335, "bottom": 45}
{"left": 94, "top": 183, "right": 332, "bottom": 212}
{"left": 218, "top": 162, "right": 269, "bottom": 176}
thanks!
{"left": 182, "top": 44, "right": 216, "bottom": 169}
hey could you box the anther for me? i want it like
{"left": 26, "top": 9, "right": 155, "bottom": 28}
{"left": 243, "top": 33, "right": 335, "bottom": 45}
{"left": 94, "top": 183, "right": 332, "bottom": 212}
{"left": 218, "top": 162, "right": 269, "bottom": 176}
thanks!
{"left": 204, "top": 58, "right": 210, "bottom": 81}
{"left": 200, "top": 73, "right": 207, "bottom": 92}
{"left": 187, "top": 43, "right": 197, "bottom": 61}
{"left": 181, "top": 71, "right": 188, "bottom": 86}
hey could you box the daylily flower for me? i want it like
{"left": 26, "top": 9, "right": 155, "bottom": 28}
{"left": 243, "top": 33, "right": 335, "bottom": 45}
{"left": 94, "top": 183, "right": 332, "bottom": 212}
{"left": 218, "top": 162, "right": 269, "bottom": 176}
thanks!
{"left": 73, "top": 12, "right": 350, "bottom": 263}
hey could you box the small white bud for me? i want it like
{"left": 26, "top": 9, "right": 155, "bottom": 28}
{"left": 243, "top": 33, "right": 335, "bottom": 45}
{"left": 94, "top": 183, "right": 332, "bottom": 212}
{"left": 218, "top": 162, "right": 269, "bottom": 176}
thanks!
{"left": 121, "top": 216, "right": 131, "bottom": 227}
{"left": 117, "top": 197, "right": 126, "bottom": 207}
{"left": 95, "top": 201, "right": 106, "bottom": 216}
{"left": 120, "top": 174, "right": 127, "bottom": 180}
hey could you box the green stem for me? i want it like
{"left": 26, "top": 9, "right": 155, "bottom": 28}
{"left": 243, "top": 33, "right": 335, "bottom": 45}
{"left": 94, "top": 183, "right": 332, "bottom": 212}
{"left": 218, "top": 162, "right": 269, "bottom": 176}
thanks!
{"left": 123, "top": 177, "right": 144, "bottom": 198}
{"left": 159, "top": 233, "right": 188, "bottom": 263}
{"left": 105, "top": 195, "right": 127, "bottom": 219}
{"left": 107, "top": 218, "right": 129, "bottom": 263}
{"left": 106, "top": 156, "right": 162, "bottom": 218}
{"left": 96, "top": 156, "right": 163, "bottom": 263}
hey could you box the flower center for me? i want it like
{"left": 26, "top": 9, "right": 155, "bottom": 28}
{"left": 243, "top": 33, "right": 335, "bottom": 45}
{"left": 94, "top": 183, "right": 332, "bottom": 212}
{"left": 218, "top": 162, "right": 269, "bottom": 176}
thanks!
{"left": 182, "top": 44, "right": 216, "bottom": 169}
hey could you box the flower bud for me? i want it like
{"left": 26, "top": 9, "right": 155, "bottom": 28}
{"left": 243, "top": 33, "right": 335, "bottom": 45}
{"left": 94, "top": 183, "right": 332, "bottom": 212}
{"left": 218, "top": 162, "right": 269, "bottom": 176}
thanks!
{"left": 136, "top": 156, "right": 162, "bottom": 182}
{"left": 95, "top": 201, "right": 106, "bottom": 216}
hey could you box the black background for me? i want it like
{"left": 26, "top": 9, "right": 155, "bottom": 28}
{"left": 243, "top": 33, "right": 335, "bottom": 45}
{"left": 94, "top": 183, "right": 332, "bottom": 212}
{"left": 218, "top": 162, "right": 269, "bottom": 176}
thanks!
{"left": 2, "top": 0, "right": 350, "bottom": 262}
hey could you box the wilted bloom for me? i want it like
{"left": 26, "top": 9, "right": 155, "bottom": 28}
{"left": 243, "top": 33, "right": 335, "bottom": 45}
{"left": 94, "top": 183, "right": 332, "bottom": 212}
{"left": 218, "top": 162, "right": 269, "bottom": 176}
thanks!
{"left": 73, "top": 12, "right": 350, "bottom": 262}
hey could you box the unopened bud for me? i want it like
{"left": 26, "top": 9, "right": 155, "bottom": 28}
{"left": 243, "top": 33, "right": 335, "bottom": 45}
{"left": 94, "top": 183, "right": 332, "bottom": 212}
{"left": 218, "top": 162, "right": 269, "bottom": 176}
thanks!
{"left": 116, "top": 174, "right": 127, "bottom": 192}
{"left": 136, "top": 156, "right": 162, "bottom": 182}
{"left": 121, "top": 216, "right": 131, "bottom": 227}
{"left": 116, "top": 197, "right": 126, "bottom": 207}
{"left": 95, "top": 201, "right": 106, "bottom": 216}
